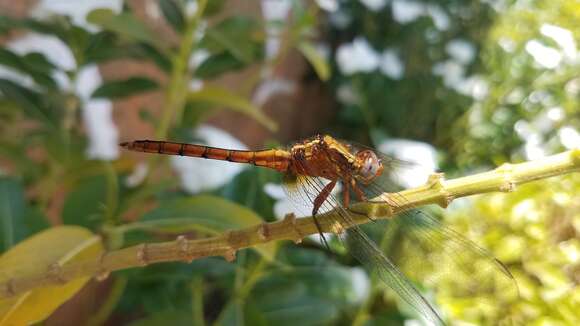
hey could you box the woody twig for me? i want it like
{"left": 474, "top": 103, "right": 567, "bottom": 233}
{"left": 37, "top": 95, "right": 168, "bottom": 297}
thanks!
{"left": 1, "top": 149, "right": 579, "bottom": 299}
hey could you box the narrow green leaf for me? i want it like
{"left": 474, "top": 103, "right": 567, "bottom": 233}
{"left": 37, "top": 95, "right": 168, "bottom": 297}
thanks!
{"left": 0, "top": 178, "right": 25, "bottom": 251}
{"left": 188, "top": 86, "right": 277, "bottom": 131}
{"left": 92, "top": 77, "right": 159, "bottom": 99}
{"left": 86, "top": 9, "right": 164, "bottom": 50}
{"left": 158, "top": 0, "right": 185, "bottom": 33}
{"left": 126, "top": 310, "right": 193, "bottom": 326}
{"left": 260, "top": 296, "right": 339, "bottom": 325}
{"left": 195, "top": 52, "right": 245, "bottom": 79}
{"left": 62, "top": 176, "right": 108, "bottom": 229}
{"left": 0, "top": 49, "right": 57, "bottom": 88}
{"left": 0, "top": 78, "right": 54, "bottom": 124}
{"left": 0, "top": 178, "right": 49, "bottom": 254}
{"left": 0, "top": 48, "right": 24, "bottom": 70}
{"left": 84, "top": 32, "right": 172, "bottom": 72}
{"left": 21, "top": 52, "right": 57, "bottom": 74}
{"left": 191, "top": 276, "right": 205, "bottom": 326}
{"left": 298, "top": 42, "right": 331, "bottom": 81}
{"left": 135, "top": 43, "right": 173, "bottom": 72}
{"left": 203, "top": 16, "right": 261, "bottom": 63}
{"left": 203, "top": 0, "right": 226, "bottom": 17}
{"left": 0, "top": 16, "right": 66, "bottom": 40}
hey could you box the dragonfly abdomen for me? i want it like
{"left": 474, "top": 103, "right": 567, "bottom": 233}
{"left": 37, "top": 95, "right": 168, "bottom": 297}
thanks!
{"left": 120, "top": 140, "right": 290, "bottom": 172}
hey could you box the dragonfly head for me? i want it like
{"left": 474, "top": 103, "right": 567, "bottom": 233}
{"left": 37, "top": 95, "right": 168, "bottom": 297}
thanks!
{"left": 354, "top": 150, "right": 384, "bottom": 183}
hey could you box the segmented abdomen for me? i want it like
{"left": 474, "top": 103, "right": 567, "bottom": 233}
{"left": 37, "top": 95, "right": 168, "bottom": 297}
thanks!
{"left": 120, "top": 140, "right": 290, "bottom": 172}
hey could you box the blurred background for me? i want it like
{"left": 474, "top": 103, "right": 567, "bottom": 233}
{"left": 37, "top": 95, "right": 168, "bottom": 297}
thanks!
{"left": 0, "top": 0, "right": 579, "bottom": 325}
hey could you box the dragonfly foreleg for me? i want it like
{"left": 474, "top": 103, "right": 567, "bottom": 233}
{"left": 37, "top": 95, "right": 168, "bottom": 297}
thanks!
{"left": 311, "top": 179, "right": 337, "bottom": 250}
{"left": 342, "top": 180, "right": 350, "bottom": 208}
{"left": 312, "top": 179, "right": 337, "bottom": 216}
{"left": 351, "top": 179, "right": 376, "bottom": 222}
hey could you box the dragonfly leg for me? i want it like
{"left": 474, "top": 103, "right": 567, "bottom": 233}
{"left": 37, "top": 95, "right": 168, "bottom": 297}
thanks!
{"left": 342, "top": 180, "right": 350, "bottom": 208}
{"left": 312, "top": 180, "right": 337, "bottom": 250}
{"left": 351, "top": 179, "right": 376, "bottom": 222}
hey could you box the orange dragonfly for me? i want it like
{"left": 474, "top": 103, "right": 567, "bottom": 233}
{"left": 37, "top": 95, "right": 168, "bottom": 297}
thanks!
{"left": 121, "top": 134, "right": 517, "bottom": 325}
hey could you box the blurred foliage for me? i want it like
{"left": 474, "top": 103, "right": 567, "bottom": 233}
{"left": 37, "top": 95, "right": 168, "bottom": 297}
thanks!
{"left": 433, "top": 174, "right": 580, "bottom": 325}
{"left": 327, "top": 0, "right": 495, "bottom": 154}
{"left": 452, "top": 0, "right": 580, "bottom": 168}
{"left": 0, "top": 0, "right": 578, "bottom": 325}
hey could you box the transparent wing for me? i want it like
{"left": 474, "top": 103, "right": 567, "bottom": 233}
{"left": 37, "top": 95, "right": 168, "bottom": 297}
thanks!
{"left": 358, "top": 151, "right": 519, "bottom": 307}
{"left": 282, "top": 166, "right": 445, "bottom": 325}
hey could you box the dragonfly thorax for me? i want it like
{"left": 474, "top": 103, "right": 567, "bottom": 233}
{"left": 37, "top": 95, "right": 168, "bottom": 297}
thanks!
{"left": 288, "top": 135, "right": 383, "bottom": 184}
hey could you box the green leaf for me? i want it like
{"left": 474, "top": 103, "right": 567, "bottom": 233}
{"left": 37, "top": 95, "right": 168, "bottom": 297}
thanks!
{"left": 92, "top": 77, "right": 159, "bottom": 99}
{"left": 86, "top": 9, "right": 164, "bottom": 50}
{"left": 0, "top": 16, "right": 66, "bottom": 40}
{"left": 127, "top": 310, "right": 193, "bottom": 326}
{"left": 84, "top": 32, "right": 172, "bottom": 72}
{"left": 203, "top": 16, "right": 261, "bottom": 63}
{"left": 158, "top": 0, "right": 185, "bottom": 33}
{"left": 195, "top": 52, "right": 245, "bottom": 78}
{"left": 62, "top": 175, "right": 108, "bottom": 229}
{"left": 0, "top": 178, "right": 26, "bottom": 251}
{"left": 298, "top": 42, "right": 330, "bottom": 81}
{"left": 0, "top": 49, "right": 57, "bottom": 89}
{"left": 134, "top": 43, "right": 173, "bottom": 72}
{"left": 0, "top": 178, "right": 49, "bottom": 252}
{"left": 203, "top": 0, "right": 226, "bottom": 17}
{"left": 260, "top": 296, "right": 339, "bottom": 325}
{"left": 21, "top": 52, "right": 57, "bottom": 74}
{"left": 0, "top": 78, "right": 54, "bottom": 125}
{"left": 188, "top": 86, "right": 277, "bottom": 131}
{"left": 141, "top": 195, "right": 277, "bottom": 260}
{"left": 0, "top": 48, "right": 24, "bottom": 70}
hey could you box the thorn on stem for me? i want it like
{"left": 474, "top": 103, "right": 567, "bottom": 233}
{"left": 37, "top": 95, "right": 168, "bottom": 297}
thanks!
{"left": 96, "top": 253, "right": 110, "bottom": 281}
{"left": 223, "top": 248, "right": 236, "bottom": 262}
{"left": 283, "top": 213, "right": 303, "bottom": 243}
{"left": 176, "top": 235, "right": 193, "bottom": 263}
{"left": 257, "top": 223, "right": 269, "bottom": 241}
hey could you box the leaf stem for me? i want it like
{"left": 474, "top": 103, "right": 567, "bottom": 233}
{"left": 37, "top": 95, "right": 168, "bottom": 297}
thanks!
{"left": 103, "top": 161, "right": 119, "bottom": 226}
{"left": 156, "top": 0, "right": 207, "bottom": 139}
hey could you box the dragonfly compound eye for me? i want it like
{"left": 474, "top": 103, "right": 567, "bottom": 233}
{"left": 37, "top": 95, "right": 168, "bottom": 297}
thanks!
{"left": 356, "top": 150, "right": 383, "bottom": 182}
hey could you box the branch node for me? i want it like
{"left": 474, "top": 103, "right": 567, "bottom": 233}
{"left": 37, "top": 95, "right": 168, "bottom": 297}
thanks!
{"left": 136, "top": 243, "right": 150, "bottom": 266}
{"left": 222, "top": 231, "right": 237, "bottom": 261}
{"left": 427, "top": 172, "right": 445, "bottom": 185}
{"left": 283, "top": 213, "right": 303, "bottom": 243}
{"left": 257, "top": 223, "right": 269, "bottom": 241}
{"left": 497, "top": 163, "right": 517, "bottom": 192}
{"left": 427, "top": 173, "right": 453, "bottom": 207}
{"left": 175, "top": 235, "right": 193, "bottom": 263}
{"left": 223, "top": 248, "right": 236, "bottom": 262}
{"left": 95, "top": 252, "right": 110, "bottom": 281}
{"left": 47, "top": 263, "right": 67, "bottom": 284}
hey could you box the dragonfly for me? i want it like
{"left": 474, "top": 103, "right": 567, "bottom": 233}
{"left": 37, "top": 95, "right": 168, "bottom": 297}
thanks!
{"left": 120, "top": 134, "right": 518, "bottom": 325}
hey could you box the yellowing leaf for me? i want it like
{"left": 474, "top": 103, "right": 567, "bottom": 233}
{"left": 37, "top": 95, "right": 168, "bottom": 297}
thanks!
{"left": 188, "top": 86, "right": 277, "bottom": 131}
{"left": 0, "top": 226, "right": 103, "bottom": 325}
